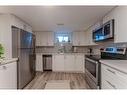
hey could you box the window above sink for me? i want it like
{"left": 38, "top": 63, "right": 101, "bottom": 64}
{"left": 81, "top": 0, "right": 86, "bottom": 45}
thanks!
{"left": 55, "top": 32, "right": 72, "bottom": 43}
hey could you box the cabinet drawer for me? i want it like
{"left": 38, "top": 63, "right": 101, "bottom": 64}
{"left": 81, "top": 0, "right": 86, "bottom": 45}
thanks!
{"left": 102, "top": 79, "right": 115, "bottom": 89}
{"left": 102, "top": 69, "right": 117, "bottom": 89}
{"left": 102, "top": 64, "right": 127, "bottom": 89}
{"left": 102, "top": 64, "right": 127, "bottom": 82}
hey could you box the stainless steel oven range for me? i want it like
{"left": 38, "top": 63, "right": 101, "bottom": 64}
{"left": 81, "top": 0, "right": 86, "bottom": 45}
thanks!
{"left": 85, "top": 47, "right": 127, "bottom": 89}
{"left": 85, "top": 55, "right": 101, "bottom": 89}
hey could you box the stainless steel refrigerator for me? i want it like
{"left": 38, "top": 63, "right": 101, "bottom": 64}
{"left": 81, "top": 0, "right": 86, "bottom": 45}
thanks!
{"left": 12, "top": 26, "right": 36, "bottom": 89}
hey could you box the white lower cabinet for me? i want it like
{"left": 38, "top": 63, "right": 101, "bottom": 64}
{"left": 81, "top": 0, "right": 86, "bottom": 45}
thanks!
{"left": 36, "top": 54, "right": 43, "bottom": 72}
{"left": 0, "top": 62, "right": 17, "bottom": 89}
{"left": 75, "top": 54, "right": 84, "bottom": 72}
{"left": 64, "top": 54, "right": 75, "bottom": 71}
{"left": 101, "top": 79, "right": 114, "bottom": 89}
{"left": 101, "top": 64, "right": 127, "bottom": 89}
{"left": 53, "top": 54, "right": 64, "bottom": 71}
{"left": 53, "top": 54, "right": 84, "bottom": 72}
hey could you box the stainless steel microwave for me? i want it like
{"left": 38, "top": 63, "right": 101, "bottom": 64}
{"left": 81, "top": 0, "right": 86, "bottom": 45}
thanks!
{"left": 93, "top": 19, "right": 114, "bottom": 42}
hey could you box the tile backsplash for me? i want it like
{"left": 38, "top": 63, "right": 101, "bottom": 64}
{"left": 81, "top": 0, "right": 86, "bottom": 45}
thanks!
{"left": 36, "top": 46, "right": 56, "bottom": 53}
{"left": 86, "top": 42, "right": 127, "bottom": 55}
{"left": 36, "top": 46, "right": 88, "bottom": 53}
{"left": 36, "top": 42, "right": 127, "bottom": 54}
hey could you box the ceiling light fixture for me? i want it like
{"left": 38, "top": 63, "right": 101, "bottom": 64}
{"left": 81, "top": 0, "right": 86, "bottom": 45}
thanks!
{"left": 57, "top": 23, "right": 64, "bottom": 26}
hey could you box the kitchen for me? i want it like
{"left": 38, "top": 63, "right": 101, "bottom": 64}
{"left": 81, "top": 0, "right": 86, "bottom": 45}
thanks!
{"left": 1, "top": 6, "right": 127, "bottom": 89}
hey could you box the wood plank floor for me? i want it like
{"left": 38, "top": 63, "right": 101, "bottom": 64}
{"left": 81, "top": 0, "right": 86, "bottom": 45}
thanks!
{"left": 24, "top": 71, "right": 88, "bottom": 89}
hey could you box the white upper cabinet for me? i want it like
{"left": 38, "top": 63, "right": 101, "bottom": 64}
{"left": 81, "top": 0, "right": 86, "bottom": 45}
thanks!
{"left": 103, "top": 6, "right": 127, "bottom": 43}
{"left": 47, "top": 32, "right": 54, "bottom": 46}
{"left": 72, "top": 32, "right": 79, "bottom": 46}
{"left": 84, "top": 27, "right": 97, "bottom": 46}
{"left": 36, "top": 32, "right": 54, "bottom": 46}
{"left": 72, "top": 32, "right": 80, "bottom": 46}
{"left": 72, "top": 32, "right": 86, "bottom": 46}
{"left": 35, "top": 32, "right": 42, "bottom": 46}
{"left": 80, "top": 32, "right": 87, "bottom": 45}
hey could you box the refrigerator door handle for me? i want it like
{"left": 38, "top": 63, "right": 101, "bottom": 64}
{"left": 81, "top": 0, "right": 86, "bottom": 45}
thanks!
{"left": 17, "top": 57, "right": 20, "bottom": 62}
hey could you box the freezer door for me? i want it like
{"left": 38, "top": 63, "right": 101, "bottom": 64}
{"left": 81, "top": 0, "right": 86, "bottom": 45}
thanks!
{"left": 20, "top": 30, "right": 32, "bottom": 49}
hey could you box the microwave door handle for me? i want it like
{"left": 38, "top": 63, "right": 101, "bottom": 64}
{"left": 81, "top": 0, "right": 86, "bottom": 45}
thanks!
{"left": 110, "top": 20, "right": 113, "bottom": 37}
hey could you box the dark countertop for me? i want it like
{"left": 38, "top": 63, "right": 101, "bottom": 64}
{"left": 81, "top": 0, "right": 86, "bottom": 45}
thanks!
{"left": 85, "top": 55, "right": 101, "bottom": 61}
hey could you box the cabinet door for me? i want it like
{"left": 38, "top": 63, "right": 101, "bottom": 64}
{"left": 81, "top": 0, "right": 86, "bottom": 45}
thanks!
{"left": 36, "top": 32, "right": 54, "bottom": 46}
{"left": 0, "top": 62, "right": 17, "bottom": 89}
{"left": 64, "top": 55, "right": 75, "bottom": 71}
{"left": 36, "top": 32, "right": 47, "bottom": 46}
{"left": 36, "top": 32, "right": 42, "bottom": 46}
{"left": 84, "top": 31, "right": 89, "bottom": 45}
{"left": 53, "top": 55, "right": 64, "bottom": 71}
{"left": 40, "top": 32, "right": 48, "bottom": 46}
{"left": 72, "top": 32, "right": 80, "bottom": 46}
{"left": 47, "top": 32, "right": 54, "bottom": 46}
{"left": 101, "top": 79, "right": 114, "bottom": 89}
{"left": 75, "top": 55, "right": 84, "bottom": 72}
{"left": 84, "top": 28, "right": 96, "bottom": 46}
{"left": 79, "top": 32, "right": 86, "bottom": 46}
{"left": 36, "top": 54, "right": 43, "bottom": 72}
{"left": 101, "top": 64, "right": 127, "bottom": 89}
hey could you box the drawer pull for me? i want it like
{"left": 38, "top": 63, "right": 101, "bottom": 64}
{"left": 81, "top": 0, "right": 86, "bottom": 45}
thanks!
{"left": 106, "top": 80, "right": 116, "bottom": 89}
{"left": 107, "top": 68, "right": 116, "bottom": 74}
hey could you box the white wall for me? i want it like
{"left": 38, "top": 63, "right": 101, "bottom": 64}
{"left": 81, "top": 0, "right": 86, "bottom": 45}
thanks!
{"left": 0, "top": 14, "right": 32, "bottom": 58}
{"left": 0, "top": 14, "right": 12, "bottom": 58}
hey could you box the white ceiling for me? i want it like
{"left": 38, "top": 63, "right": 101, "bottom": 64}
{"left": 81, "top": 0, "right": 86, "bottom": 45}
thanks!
{"left": 0, "top": 6, "right": 115, "bottom": 32}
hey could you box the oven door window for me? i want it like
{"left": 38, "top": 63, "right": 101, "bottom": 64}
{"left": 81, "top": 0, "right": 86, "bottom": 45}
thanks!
{"left": 85, "top": 59, "right": 97, "bottom": 78}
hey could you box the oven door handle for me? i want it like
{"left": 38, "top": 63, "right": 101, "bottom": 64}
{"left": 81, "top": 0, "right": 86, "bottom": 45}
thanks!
{"left": 85, "top": 58, "right": 98, "bottom": 64}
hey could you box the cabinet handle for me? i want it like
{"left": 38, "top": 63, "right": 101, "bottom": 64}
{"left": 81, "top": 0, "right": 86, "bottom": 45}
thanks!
{"left": 107, "top": 68, "right": 116, "bottom": 74}
{"left": 3, "top": 66, "right": 7, "bottom": 70}
{"left": 106, "top": 80, "right": 116, "bottom": 89}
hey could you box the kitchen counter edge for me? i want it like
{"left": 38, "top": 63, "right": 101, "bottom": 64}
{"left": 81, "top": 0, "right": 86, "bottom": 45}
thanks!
{"left": 0, "top": 58, "right": 18, "bottom": 66}
{"left": 100, "top": 60, "right": 127, "bottom": 75}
